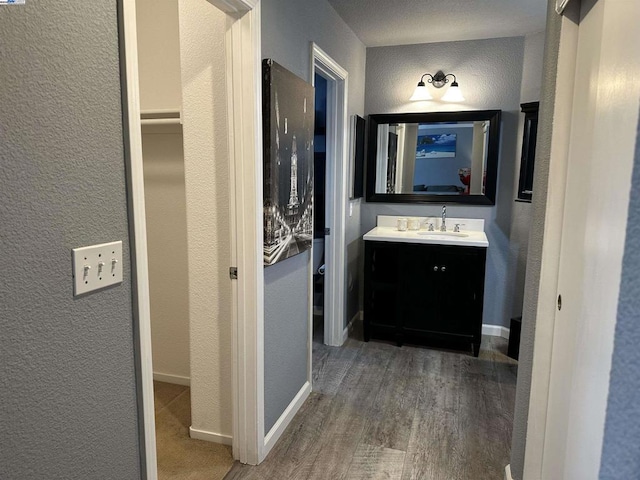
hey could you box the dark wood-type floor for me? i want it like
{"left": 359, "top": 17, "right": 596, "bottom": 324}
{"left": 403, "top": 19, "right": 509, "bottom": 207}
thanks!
{"left": 225, "top": 322, "right": 517, "bottom": 480}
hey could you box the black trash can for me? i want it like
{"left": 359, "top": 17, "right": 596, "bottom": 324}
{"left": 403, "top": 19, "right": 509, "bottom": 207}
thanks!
{"left": 508, "top": 316, "right": 522, "bottom": 360}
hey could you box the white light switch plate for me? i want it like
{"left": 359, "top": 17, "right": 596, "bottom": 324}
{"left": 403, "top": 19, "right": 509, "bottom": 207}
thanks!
{"left": 72, "top": 241, "right": 123, "bottom": 296}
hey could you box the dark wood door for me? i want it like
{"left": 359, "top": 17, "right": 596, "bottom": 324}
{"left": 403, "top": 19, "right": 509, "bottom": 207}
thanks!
{"left": 399, "top": 244, "right": 439, "bottom": 332}
{"left": 364, "top": 242, "right": 401, "bottom": 338}
{"left": 432, "top": 246, "right": 484, "bottom": 336}
{"left": 400, "top": 244, "right": 485, "bottom": 342}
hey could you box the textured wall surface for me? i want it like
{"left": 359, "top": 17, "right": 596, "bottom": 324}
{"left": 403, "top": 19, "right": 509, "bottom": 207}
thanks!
{"left": 363, "top": 36, "right": 525, "bottom": 328}
{"left": 509, "top": 31, "right": 546, "bottom": 319}
{"left": 600, "top": 105, "right": 640, "bottom": 480}
{"left": 261, "top": 0, "right": 366, "bottom": 430}
{"left": 0, "top": 2, "right": 141, "bottom": 479}
{"left": 510, "top": 2, "right": 563, "bottom": 477}
{"left": 179, "top": 0, "right": 232, "bottom": 438}
{"left": 142, "top": 132, "right": 190, "bottom": 381}
{"left": 136, "top": 0, "right": 182, "bottom": 112}
{"left": 520, "top": 31, "right": 546, "bottom": 103}
{"left": 327, "top": 0, "right": 547, "bottom": 47}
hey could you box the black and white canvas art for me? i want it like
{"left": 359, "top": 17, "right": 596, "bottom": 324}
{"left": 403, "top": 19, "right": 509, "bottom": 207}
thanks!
{"left": 262, "top": 59, "right": 314, "bottom": 266}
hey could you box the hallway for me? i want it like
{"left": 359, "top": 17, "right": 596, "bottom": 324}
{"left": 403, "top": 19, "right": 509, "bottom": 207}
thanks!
{"left": 225, "top": 325, "right": 517, "bottom": 479}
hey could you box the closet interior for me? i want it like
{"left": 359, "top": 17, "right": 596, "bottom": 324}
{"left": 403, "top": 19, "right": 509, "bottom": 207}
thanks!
{"left": 136, "top": 0, "right": 190, "bottom": 387}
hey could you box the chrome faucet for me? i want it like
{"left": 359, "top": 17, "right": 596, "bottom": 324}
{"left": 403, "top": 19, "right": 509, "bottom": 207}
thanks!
{"left": 440, "top": 205, "right": 447, "bottom": 232}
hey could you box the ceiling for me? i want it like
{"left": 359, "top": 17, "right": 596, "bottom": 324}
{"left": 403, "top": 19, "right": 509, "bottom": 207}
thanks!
{"left": 327, "top": 0, "right": 548, "bottom": 47}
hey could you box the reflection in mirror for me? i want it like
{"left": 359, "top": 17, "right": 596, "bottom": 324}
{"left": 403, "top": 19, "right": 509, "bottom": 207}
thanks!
{"left": 367, "top": 111, "right": 501, "bottom": 205}
{"left": 376, "top": 121, "right": 490, "bottom": 195}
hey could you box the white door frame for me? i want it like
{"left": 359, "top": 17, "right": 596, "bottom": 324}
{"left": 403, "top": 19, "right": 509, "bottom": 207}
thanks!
{"left": 520, "top": 9, "right": 581, "bottom": 478}
{"left": 310, "top": 43, "right": 349, "bottom": 348}
{"left": 523, "top": 0, "right": 640, "bottom": 477}
{"left": 539, "top": 0, "right": 639, "bottom": 476}
{"left": 120, "top": 0, "right": 264, "bottom": 476}
{"left": 219, "top": 0, "right": 264, "bottom": 466}
{"left": 119, "top": 2, "right": 157, "bottom": 477}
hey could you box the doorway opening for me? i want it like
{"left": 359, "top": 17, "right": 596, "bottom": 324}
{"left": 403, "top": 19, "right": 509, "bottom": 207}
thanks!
{"left": 312, "top": 73, "right": 328, "bottom": 343}
{"left": 310, "top": 43, "right": 349, "bottom": 349}
{"left": 133, "top": 0, "right": 235, "bottom": 477}
{"left": 123, "top": 0, "right": 265, "bottom": 475}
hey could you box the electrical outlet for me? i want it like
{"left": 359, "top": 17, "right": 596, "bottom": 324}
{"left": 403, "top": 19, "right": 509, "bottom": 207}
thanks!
{"left": 72, "top": 241, "right": 123, "bottom": 296}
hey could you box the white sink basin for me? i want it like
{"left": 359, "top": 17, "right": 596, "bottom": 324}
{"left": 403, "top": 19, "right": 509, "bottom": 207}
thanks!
{"left": 362, "top": 219, "right": 488, "bottom": 248}
{"left": 417, "top": 231, "right": 469, "bottom": 238}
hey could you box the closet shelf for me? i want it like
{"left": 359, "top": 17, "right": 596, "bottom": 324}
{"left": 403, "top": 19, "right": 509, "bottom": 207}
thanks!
{"left": 140, "top": 109, "right": 182, "bottom": 126}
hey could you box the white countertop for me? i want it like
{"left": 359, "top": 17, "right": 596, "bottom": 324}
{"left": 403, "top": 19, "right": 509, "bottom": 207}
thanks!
{"left": 364, "top": 216, "right": 489, "bottom": 248}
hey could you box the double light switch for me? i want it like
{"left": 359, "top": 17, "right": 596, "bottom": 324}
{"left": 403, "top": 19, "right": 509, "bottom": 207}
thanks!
{"left": 72, "top": 241, "right": 123, "bottom": 296}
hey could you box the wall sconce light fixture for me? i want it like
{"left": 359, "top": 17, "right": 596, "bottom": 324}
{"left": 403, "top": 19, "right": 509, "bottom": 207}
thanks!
{"left": 410, "top": 70, "right": 465, "bottom": 102}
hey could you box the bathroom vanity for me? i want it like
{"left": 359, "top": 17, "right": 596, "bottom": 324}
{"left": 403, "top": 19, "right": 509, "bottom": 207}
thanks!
{"left": 363, "top": 216, "right": 488, "bottom": 356}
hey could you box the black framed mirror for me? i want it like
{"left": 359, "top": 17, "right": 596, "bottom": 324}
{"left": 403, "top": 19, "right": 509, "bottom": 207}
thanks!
{"left": 516, "top": 102, "right": 539, "bottom": 202}
{"left": 366, "top": 110, "right": 501, "bottom": 205}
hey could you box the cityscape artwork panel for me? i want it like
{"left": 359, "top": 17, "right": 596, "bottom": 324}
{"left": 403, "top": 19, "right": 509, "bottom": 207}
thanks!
{"left": 262, "top": 59, "right": 314, "bottom": 266}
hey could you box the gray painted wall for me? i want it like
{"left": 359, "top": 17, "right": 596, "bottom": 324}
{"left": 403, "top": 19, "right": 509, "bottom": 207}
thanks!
{"left": 599, "top": 107, "right": 640, "bottom": 479}
{"left": 261, "top": 0, "right": 366, "bottom": 433}
{"left": 509, "top": 2, "right": 563, "bottom": 477}
{"left": 0, "top": 2, "right": 141, "bottom": 479}
{"left": 264, "top": 253, "right": 310, "bottom": 432}
{"left": 509, "top": 31, "right": 546, "bottom": 320}
{"left": 363, "top": 37, "right": 525, "bottom": 328}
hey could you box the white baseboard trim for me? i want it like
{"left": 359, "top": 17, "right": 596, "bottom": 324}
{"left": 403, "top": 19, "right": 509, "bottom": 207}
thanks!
{"left": 343, "top": 311, "right": 361, "bottom": 342}
{"left": 189, "top": 426, "right": 232, "bottom": 446}
{"left": 505, "top": 464, "right": 513, "bottom": 480}
{"left": 482, "top": 324, "right": 510, "bottom": 339}
{"left": 264, "top": 381, "right": 311, "bottom": 454}
{"left": 153, "top": 372, "right": 191, "bottom": 386}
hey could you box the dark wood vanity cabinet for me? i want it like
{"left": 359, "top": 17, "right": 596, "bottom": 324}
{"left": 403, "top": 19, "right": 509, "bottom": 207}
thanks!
{"left": 364, "top": 241, "right": 487, "bottom": 356}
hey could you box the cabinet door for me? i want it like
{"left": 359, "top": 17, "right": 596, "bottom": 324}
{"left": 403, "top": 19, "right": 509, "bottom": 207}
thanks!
{"left": 368, "top": 288, "right": 398, "bottom": 329}
{"left": 401, "top": 245, "right": 485, "bottom": 337}
{"left": 367, "top": 241, "right": 399, "bottom": 285}
{"left": 364, "top": 242, "right": 400, "bottom": 330}
{"left": 399, "top": 244, "right": 439, "bottom": 331}
{"left": 434, "top": 246, "right": 485, "bottom": 336}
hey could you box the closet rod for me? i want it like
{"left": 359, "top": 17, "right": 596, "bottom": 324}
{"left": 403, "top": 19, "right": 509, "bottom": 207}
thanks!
{"left": 140, "top": 108, "right": 181, "bottom": 118}
{"left": 140, "top": 117, "right": 182, "bottom": 126}
{"left": 140, "top": 108, "right": 182, "bottom": 126}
